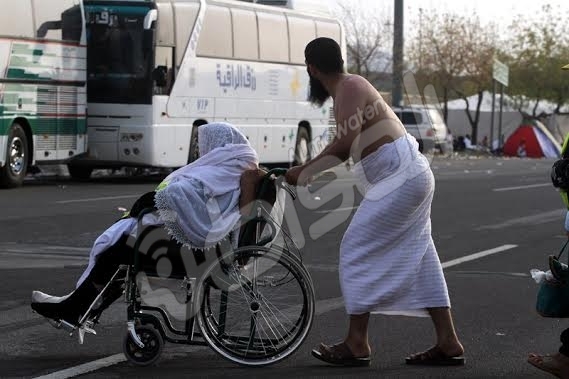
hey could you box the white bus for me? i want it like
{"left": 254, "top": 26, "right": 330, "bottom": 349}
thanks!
{"left": 0, "top": 0, "right": 87, "bottom": 187}
{"left": 69, "top": 0, "right": 345, "bottom": 178}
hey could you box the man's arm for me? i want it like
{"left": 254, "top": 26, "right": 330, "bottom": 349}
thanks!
{"left": 300, "top": 80, "right": 367, "bottom": 178}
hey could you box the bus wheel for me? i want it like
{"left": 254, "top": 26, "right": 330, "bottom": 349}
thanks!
{"left": 293, "top": 127, "right": 311, "bottom": 165}
{"left": 0, "top": 123, "right": 29, "bottom": 188}
{"left": 68, "top": 164, "right": 93, "bottom": 180}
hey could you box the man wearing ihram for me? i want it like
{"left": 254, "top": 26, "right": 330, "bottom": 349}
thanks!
{"left": 285, "top": 37, "right": 465, "bottom": 367}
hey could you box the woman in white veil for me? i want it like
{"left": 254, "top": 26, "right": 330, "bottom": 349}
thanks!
{"left": 31, "top": 122, "right": 258, "bottom": 326}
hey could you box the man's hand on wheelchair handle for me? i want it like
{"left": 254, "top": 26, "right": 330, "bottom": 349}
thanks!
{"left": 285, "top": 165, "right": 312, "bottom": 187}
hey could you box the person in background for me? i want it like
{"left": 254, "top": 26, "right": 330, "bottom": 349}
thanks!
{"left": 517, "top": 139, "right": 527, "bottom": 158}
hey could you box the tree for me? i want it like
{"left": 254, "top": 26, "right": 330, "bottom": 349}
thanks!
{"left": 334, "top": 1, "right": 392, "bottom": 84}
{"left": 507, "top": 5, "right": 569, "bottom": 116}
{"left": 408, "top": 11, "right": 496, "bottom": 144}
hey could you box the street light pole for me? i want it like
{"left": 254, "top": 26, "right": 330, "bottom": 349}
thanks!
{"left": 392, "top": 0, "right": 404, "bottom": 107}
{"left": 419, "top": 7, "right": 423, "bottom": 70}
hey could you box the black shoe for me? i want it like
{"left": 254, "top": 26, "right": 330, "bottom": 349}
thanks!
{"left": 31, "top": 282, "right": 99, "bottom": 325}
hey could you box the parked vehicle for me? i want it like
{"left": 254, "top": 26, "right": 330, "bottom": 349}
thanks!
{"left": 0, "top": 0, "right": 87, "bottom": 188}
{"left": 392, "top": 106, "right": 436, "bottom": 154}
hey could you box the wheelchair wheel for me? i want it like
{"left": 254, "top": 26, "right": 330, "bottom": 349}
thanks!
{"left": 195, "top": 246, "right": 315, "bottom": 366}
{"left": 123, "top": 324, "right": 164, "bottom": 366}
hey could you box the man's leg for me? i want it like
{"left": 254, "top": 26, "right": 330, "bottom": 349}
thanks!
{"left": 405, "top": 306, "right": 465, "bottom": 365}
{"left": 427, "top": 307, "right": 464, "bottom": 356}
{"left": 344, "top": 313, "right": 372, "bottom": 357}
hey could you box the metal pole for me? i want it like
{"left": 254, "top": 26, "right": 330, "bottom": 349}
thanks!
{"left": 392, "top": 0, "right": 404, "bottom": 107}
{"left": 490, "top": 80, "right": 496, "bottom": 152}
{"left": 498, "top": 83, "right": 504, "bottom": 149}
{"left": 418, "top": 8, "right": 423, "bottom": 70}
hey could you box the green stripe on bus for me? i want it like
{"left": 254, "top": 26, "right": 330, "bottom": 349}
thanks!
{"left": 6, "top": 69, "right": 42, "bottom": 80}
{"left": 11, "top": 45, "right": 56, "bottom": 57}
{"left": 0, "top": 118, "right": 86, "bottom": 136}
{"left": 3, "top": 84, "right": 85, "bottom": 94}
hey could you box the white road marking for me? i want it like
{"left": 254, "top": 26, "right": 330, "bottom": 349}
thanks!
{"left": 32, "top": 243, "right": 518, "bottom": 378}
{"left": 476, "top": 209, "right": 563, "bottom": 231}
{"left": 441, "top": 244, "right": 518, "bottom": 269}
{"left": 33, "top": 354, "right": 126, "bottom": 379}
{"left": 493, "top": 183, "right": 551, "bottom": 192}
{"left": 56, "top": 195, "right": 139, "bottom": 204}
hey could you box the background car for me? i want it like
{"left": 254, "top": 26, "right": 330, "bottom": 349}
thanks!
{"left": 392, "top": 106, "right": 450, "bottom": 154}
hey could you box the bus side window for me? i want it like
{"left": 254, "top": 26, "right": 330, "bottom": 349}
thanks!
{"left": 154, "top": 46, "right": 174, "bottom": 95}
{"left": 287, "top": 16, "right": 316, "bottom": 65}
{"left": 232, "top": 8, "right": 259, "bottom": 60}
{"left": 315, "top": 20, "right": 343, "bottom": 48}
{"left": 197, "top": 5, "right": 233, "bottom": 58}
{"left": 257, "top": 12, "right": 289, "bottom": 63}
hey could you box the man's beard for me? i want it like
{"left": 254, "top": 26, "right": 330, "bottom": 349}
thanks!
{"left": 308, "top": 74, "right": 330, "bottom": 107}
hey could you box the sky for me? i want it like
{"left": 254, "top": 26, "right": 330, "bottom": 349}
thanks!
{"left": 332, "top": 0, "right": 569, "bottom": 37}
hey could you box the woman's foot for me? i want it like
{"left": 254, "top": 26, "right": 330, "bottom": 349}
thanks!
{"left": 528, "top": 353, "right": 569, "bottom": 379}
{"left": 31, "top": 282, "right": 99, "bottom": 325}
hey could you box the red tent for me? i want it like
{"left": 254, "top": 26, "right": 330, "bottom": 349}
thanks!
{"left": 503, "top": 123, "right": 561, "bottom": 158}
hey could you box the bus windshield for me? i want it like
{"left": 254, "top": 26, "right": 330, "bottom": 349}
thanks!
{"left": 85, "top": 3, "right": 155, "bottom": 104}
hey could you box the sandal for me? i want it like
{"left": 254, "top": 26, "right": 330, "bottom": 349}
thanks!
{"left": 405, "top": 345, "right": 465, "bottom": 366}
{"left": 311, "top": 342, "right": 371, "bottom": 367}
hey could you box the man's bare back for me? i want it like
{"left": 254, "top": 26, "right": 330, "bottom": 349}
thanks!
{"left": 334, "top": 75, "right": 406, "bottom": 163}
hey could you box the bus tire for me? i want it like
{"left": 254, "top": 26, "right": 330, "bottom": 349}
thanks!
{"left": 68, "top": 164, "right": 93, "bottom": 180}
{"left": 293, "top": 127, "right": 311, "bottom": 165}
{"left": 0, "top": 123, "right": 29, "bottom": 188}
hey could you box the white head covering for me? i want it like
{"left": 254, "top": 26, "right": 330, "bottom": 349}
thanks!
{"left": 198, "top": 122, "right": 249, "bottom": 156}
{"left": 155, "top": 122, "right": 258, "bottom": 249}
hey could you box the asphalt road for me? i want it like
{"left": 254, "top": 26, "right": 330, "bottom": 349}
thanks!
{"left": 0, "top": 156, "right": 566, "bottom": 379}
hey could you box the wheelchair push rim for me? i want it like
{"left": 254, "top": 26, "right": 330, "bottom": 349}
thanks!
{"left": 194, "top": 246, "right": 315, "bottom": 366}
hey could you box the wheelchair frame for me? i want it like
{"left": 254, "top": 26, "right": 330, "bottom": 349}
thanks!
{"left": 54, "top": 168, "right": 315, "bottom": 367}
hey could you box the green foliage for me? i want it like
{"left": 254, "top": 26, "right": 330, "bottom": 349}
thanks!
{"left": 502, "top": 4, "right": 569, "bottom": 115}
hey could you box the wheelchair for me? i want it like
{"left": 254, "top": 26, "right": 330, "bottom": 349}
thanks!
{"left": 53, "top": 168, "right": 315, "bottom": 367}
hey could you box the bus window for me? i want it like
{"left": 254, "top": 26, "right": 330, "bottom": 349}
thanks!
{"left": 231, "top": 8, "right": 259, "bottom": 61}
{"left": 258, "top": 12, "right": 289, "bottom": 63}
{"left": 0, "top": 1, "right": 34, "bottom": 38}
{"left": 287, "top": 16, "right": 316, "bottom": 65}
{"left": 316, "top": 20, "right": 341, "bottom": 44}
{"left": 85, "top": 3, "right": 155, "bottom": 104}
{"left": 173, "top": 2, "right": 199, "bottom": 67}
{"left": 156, "top": 2, "right": 174, "bottom": 47}
{"left": 154, "top": 46, "right": 174, "bottom": 95}
{"left": 197, "top": 5, "right": 233, "bottom": 58}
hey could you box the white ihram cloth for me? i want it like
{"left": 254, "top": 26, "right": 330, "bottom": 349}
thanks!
{"left": 76, "top": 123, "right": 258, "bottom": 287}
{"left": 340, "top": 133, "right": 450, "bottom": 317}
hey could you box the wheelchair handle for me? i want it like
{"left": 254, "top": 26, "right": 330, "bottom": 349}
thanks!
{"left": 265, "top": 168, "right": 288, "bottom": 178}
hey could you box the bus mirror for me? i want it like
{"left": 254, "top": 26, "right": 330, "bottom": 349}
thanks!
{"left": 143, "top": 9, "right": 158, "bottom": 30}
{"left": 153, "top": 66, "right": 168, "bottom": 87}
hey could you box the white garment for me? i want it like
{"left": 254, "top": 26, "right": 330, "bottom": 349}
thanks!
{"left": 76, "top": 122, "right": 257, "bottom": 287}
{"left": 340, "top": 133, "right": 450, "bottom": 316}
{"left": 155, "top": 123, "right": 258, "bottom": 249}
